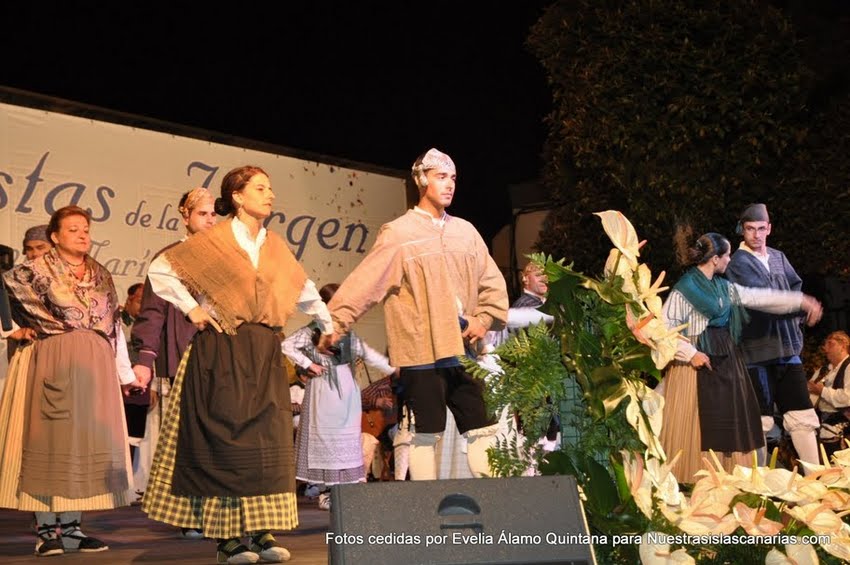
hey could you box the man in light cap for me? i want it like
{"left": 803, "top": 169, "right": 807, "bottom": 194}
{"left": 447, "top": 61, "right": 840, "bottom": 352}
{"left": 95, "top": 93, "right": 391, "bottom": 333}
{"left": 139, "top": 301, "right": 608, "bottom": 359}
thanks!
{"left": 323, "top": 148, "right": 508, "bottom": 480}
{"left": 726, "top": 203, "right": 821, "bottom": 466}
{"left": 129, "top": 187, "right": 216, "bottom": 535}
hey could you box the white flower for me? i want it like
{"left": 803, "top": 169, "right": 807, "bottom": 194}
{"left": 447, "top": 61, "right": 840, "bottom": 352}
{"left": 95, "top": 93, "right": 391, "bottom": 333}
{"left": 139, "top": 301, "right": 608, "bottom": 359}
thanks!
{"left": 645, "top": 452, "right": 682, "bottom": 506}
{"left": 784, "top": 503, "right": 845, "bottom": 536}
{"left": 764, "top": 542, "right": 819, "bottom": 565}
{"left": 604, "top": 248, "right": 637, "bottom": 294}
{"left": 639, "top": 532, "right": 695, "bottom": 564}
{"left": 622, "top": 450, "right": 654, "bottom": 519}
{"left": 821, "top": 522, "right": 850, "bottom": 561}
{"left": 732, "top": 502, "right": 783, "bottom": 537}
{"left": 595, "top": 210, "right": 641, "bottom": 270}
{"left": 607, "top": 381, "right": 667, "bottom": 459}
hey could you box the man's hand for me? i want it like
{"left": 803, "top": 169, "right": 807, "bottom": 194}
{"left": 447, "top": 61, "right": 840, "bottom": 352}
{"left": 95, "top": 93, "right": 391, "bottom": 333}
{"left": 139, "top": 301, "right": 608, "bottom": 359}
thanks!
{"left": 807, "top": 380, "right": 824, "bottom": 395}
{"left": 133, "top": 365, "right": 153, "bottom": 389}
{"left": 462, "top": 316, "right": 487, "bottom": 344}
{"left": 121, "top": 378, "right": 144, "bottom": 397}
{"left": 187, "top": 306, "right": 222, "bottom": 333}
{"left": 8, "top": 327, "right": 36, "bottom": 341}
{"left": 801, "top": 295, "right": 823, "bottom": 327}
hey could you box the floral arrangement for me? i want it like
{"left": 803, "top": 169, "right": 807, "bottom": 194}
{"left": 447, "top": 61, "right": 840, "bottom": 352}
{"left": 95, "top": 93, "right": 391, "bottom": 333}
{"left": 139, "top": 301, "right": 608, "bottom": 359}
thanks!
{"left": 481, "top": 211, "right": 850, "bottom": 564}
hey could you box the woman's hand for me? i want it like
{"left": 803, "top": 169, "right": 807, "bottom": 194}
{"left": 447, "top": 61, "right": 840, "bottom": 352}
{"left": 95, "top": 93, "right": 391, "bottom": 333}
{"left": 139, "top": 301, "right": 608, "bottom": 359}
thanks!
{"left": 307, "top": 363, "right": 325, "bottom": 377}
{"left": 8, "top": 327, "right": 36, "bottom": 341}
{"left": 132, "top": 364, "right": 153, "bottom": 389}
{"left": 187, "top": 306, "right": 222, "bottom": 333}
{"left": 690, "top": 351, "right": 712, "bottom": 371}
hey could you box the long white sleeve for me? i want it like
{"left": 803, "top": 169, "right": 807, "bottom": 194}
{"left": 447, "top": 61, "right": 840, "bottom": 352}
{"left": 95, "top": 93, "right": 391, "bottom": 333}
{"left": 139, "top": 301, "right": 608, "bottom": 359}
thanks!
{"left": 820, "top": 358, "right": 850, "bottom": 410}
{"left": 147, "top": 254, "right": 199, "bottom": 316}
{"left": 281, "top": 326, "right": 315, "bottom": 370}
{"left": 355, "top": 335, "right": 395, "bottom": 376}
{"left": 297, "top": 280, "right": 333, "bottom": 334}
{"left": 115, "top": 326, "right": 136, "bottom": 385}
{"left": 506, "top": 307, "right": 554, "bottom": 329}
{"left": 661, "top": 291, "right": 699, "bottom": 362}
{"left": 734, "top": 284, "right": 803, "bottom": 314}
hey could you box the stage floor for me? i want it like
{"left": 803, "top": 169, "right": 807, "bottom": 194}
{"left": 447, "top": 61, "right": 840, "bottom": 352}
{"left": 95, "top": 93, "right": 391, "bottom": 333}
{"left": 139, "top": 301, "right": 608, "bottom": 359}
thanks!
{"left": 0, "top": 496, "right": 331, "bottom": 564}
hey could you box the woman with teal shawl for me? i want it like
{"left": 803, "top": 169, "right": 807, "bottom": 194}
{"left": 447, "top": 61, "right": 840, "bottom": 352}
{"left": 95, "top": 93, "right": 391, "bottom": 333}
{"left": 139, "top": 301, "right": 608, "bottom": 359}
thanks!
{"left": 658, "top": 232, "right": 821, "bottom": 482}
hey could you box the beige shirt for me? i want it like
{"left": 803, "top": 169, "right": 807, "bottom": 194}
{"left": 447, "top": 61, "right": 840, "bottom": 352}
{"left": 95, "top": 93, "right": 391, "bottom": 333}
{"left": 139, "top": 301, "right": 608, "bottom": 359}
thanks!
{"left": 330, "top": 210, "right": 508, "bottom": 367}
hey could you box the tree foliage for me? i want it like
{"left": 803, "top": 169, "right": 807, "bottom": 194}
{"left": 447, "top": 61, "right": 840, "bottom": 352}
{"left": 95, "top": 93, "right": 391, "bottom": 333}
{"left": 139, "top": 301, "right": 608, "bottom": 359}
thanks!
{"left": 528, "top": 0, "right": 850, "bottom": 276}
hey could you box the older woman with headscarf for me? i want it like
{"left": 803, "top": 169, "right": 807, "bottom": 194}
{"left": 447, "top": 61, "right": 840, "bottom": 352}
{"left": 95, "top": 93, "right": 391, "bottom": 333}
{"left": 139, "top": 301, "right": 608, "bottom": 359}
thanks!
{"left": 0, "top": 206, "right": 139, "bottom": 556}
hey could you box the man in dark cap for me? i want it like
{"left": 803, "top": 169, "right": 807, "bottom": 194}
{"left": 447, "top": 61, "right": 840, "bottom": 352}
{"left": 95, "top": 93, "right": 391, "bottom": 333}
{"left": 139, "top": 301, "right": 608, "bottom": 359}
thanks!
{"left": 22, "top": 225, "right": 53, "bottom": 261}
{"left": 3, "top": 225, "right": 53, "bottom": 356}
{"left": 726, "top": 203, "right": 821, "bottom": 467}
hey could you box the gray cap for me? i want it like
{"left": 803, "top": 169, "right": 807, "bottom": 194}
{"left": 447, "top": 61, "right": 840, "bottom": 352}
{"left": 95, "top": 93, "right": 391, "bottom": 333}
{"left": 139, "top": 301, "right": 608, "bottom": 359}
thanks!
{"left": 740, "top": 203, "right": 769, "bottom": 223}
{"left": 23, "top": 224, "right": 50, "bottom": 244}
{"left": 736, "top": 203, "right": 769, "bottom": 234}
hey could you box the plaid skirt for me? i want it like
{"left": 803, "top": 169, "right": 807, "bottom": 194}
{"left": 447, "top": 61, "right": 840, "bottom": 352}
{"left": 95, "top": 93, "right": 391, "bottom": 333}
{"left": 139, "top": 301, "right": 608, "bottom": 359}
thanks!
{"left": 142, "top": 344, "right": 298, "bottom": 538}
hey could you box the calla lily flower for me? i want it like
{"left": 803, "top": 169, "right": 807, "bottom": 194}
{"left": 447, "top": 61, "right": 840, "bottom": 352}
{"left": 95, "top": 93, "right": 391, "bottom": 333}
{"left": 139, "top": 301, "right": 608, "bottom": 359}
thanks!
{"left": 784, "top": 503, "right": 845, "bottom": 536}
{"left": 622, "top": 450, "right": 655, "bottom": 519}
{"left": 638, "top": 533, "right": 695, "bottom": 565}
{"left": 624, "top": 308, "right": 686, "bottom": 370}
{"left": 646, "top": 452, "right": 683, "bottom": 506}
{"left": 821, "top": 523, "right": 850, "bottom": 561}
{"left": 819, "top": 489, "right": 850, "bottom": 512}
{"left": 595, "top": 210, "right": 641, "bottom": 269}
{"left": 830, "top": 446, "right": 850, "bottom": 466}
{"left": 764, "top": 543, "right": 819, "bottom": 565}
{"left": 731, "top": 465, "right": 822, "bottom": 502}
{"left": 692, "top": 454, "right": 741, "bottom": 500}
{"left": 604, "top": 248, "right": 638, "bottom": 294}
{"left": 635, "top": 264, "right": 668, "bottom": 318}
{"left": 732, "top": 502, "right": 783, "bottom": 537}
{"left": 659, "top": 491, "right": 738, "bottom": 536}
{"left": 608, "top": 381, "right": 667, "bottom": 459}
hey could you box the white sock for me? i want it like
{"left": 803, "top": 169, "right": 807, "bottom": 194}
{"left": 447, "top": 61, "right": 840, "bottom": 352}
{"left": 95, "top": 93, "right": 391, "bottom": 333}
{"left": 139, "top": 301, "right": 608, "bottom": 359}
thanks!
{"left": 789, "top": 429, "right": 820, "bottom": 469}
{"left": 408, "top": 433, "right": 440, "bottom": 480}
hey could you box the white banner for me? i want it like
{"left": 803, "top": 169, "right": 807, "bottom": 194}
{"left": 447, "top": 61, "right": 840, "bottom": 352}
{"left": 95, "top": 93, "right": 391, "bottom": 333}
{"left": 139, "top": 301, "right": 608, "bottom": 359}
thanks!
{"left": 0, "top": 101, "right": 406, "bottom": 385}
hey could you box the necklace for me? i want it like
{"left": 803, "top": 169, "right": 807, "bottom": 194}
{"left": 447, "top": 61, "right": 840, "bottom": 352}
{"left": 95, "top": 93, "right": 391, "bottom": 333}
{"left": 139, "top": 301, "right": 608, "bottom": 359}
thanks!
{"left": 61, "top": 255, "right": 85, "bottom": 267}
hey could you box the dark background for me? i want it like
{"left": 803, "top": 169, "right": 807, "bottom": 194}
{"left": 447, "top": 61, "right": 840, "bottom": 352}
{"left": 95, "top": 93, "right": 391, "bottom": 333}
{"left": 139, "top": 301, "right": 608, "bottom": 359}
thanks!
{"left": 2, "top": 3, "right": 554, "bottom": 241}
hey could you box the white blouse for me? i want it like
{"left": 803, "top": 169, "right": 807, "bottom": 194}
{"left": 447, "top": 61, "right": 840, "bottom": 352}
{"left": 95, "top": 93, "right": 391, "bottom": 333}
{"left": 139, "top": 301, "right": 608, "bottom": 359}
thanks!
{"left": 147, "top": 217, "right": 332, "bottom": 334}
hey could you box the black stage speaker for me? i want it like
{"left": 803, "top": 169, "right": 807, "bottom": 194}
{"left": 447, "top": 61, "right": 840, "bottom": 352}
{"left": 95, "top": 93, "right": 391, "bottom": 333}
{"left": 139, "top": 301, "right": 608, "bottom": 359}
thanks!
{"left": 329, "top": 475, "right": 595, "bottom": 565}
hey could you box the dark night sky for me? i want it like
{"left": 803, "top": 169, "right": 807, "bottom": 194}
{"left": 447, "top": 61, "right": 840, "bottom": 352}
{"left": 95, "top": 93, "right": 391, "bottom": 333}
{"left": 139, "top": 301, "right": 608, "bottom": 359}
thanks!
{"left": 2, "top": 3, "right": 554, "bottom": 241}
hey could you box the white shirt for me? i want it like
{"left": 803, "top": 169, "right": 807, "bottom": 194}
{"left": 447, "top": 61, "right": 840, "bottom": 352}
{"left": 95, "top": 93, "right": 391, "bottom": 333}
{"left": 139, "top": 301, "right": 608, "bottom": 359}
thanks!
{"left": 147, "top": 216, "right": 332, "bottom": 333}
{"left": 739, "top": 241, "right": 771, "bottom": 272}
{"left": 413, "top": 205, "right": 448, "bottom": 228}
{"left": 814, "top": 354, "right": 850, "bottom": 413}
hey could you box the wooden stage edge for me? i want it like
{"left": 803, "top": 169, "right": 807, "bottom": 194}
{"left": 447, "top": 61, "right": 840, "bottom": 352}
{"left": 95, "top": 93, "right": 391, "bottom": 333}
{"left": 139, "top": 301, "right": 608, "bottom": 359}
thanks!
{"left": 0, "top": 496, "right": 332, "bottom": 564}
